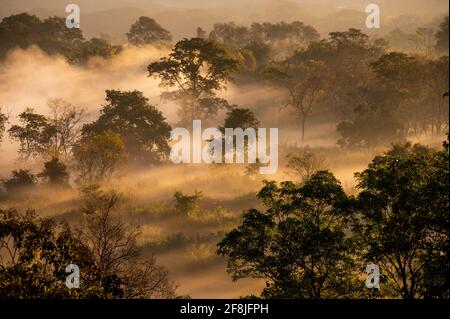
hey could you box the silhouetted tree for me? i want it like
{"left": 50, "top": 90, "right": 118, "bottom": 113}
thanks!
{"left": 38, "top": 157, "right": 70, "bottom": 186}
{"left": 148, "top": 38, "right": 241, "bottom": 125}
{"left": 218, "top": 171, "right": 364, "bottom": 298}
{"left": 127, "top": 16, "right": 171, "bottom": 46}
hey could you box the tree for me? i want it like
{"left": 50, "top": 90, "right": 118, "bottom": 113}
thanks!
{"left": 174, "top": 190, "right": 203, "bottom": 215}
{"left": 1, "top": 169, "right": 36, "bottom": 193}
{"left": 350, "top": 141, "right": 449, "bottom": 298}
{"left": 413, "top": 27, "right": 436, "bottom": 57}
{"left": 0, "top": 202, "right": 177, "bottom": 298}
{"left": 47, "top": 99, "right": 85, "bottom": 160}
{"left": 8, "top": 101, "right": 84, "bottom": 160}
{"left": 219, "top": 108, "right": 260, "bottom": 158}
{"left": 218, "top": 171, "right": 364, "bottom": 298}
{"left": 337, "top": 102, "right": 404, "bottom": 149}
{"left": 127, "top": 16, "right": 171, "bottom": 46}
{"left": 72, "top": 131, "right": 127, "bottom": 184}
{"left": 81, "top": 90, "right": 171, "bottom": 164}
{"left": 285, "top": 147, "right": 326, "bottom": 183}
{"left": 79, "top": 187, "right": 176, "bottom": 298}
{"left": 38, "top": 157, "right": 70, "bottom": 186}
{"left": 265, "top": 58, "right": 326, "bottom": 143}
{"left": 68, "top": 38, "right": 121, "bottom": 64}
{"left": 0, "top": 13, "right": 83, "bottom": 59}
{"left": 221, "top": 108, "right": 260, "bottom": 131}
{"left": 8, "top": 108, "right": 55, "bottom": 160}
{"left": 148, "top": 37, "right": 241, "bottom": 125}
{"left": 0, "top": 209, "right": 100, "bottom": 298}
{"left": 435, "top": 16, "right": 449, "bottom": 54}
{"left": 0, "top": 107, "right": 7, "bottom": 143}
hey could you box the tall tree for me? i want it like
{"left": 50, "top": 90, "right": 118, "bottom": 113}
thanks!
{"left": 435, "top": 16, "right": 449, "bottom": 55}
{"left": 265, "top": 58, "right": 326, "bottom": 143}
{"left": 148, "top": 38, "right": 241, "bottom": 125}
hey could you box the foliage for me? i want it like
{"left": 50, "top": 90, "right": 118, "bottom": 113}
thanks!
{"left": 1, "top": 169, "right": 36, "bottom": 193}
{"left": 8, "top": 101, "right": 84, "bottom": 160}
{"left": 67, "top": 38, "right": 121, "bottom": 64}
{"left": 174, "top": 190, "right": 203, "bottom": 215}
{"left": 148, "top": 37, "right": 241, "bottom": 124}
{"left": 0, "top": 209, "right": 100, "bottom": 298}
{"left": 349, "top": 141, "right": 449, "bottom": 298}
{"left": 218, "top": 171, "right": 364, "bottom": 298}
{"left": 435, "top": 16, "right": 449, "bottom": 54}
{"left": 38, "top": 157, "right": 70, "bottom": 186}
{"left": 0, "top": 107, "right": 7, "bottom": 143}
{"left": 286, "top": 148, "right": 327, "bottom": 183}
{"left": 72, "top": 131, "right": 127, "bottom": 184}
{"left": 82, "top": 90, "right": 171, "bottom": 164}
{"left": 8, "top": 108, "right": 55, "bottom": 160}
{"left": 127, "top": 16, "right": 171, "bottom": 46}
{"left": 0, "top": 13, "right": 83, "bottom": 59}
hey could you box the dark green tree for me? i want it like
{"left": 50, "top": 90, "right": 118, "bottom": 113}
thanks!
{"left": 218, "top": 171, "right": 364, "bottom": 298}
{"left": 82, "top": 90, "right": 171, "bottom": 164}
{"left": 350, "top": 141, "right": 449, "bottom": 298}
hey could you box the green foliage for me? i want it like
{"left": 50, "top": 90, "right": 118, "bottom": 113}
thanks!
{"left": 218, "top": 171, "right": 364, "bottom": 298}
{"left": 8, "top": 101, "right": 84, "bottom": 160}
{"left": 148, "top": 37, "right": 241, "bottom": 124}
{"left": 82, "top": 90, "right": 171, "bottom": 164}
{"left": 127, "top": 16, "right": 172, "bottom": 46}
{"left": 350, "top": 141, "right": 449, "bottom": 298}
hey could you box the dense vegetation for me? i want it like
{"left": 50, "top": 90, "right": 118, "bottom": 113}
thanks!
{"left": 0, "top": 10, "right": 448, "bottom": 299}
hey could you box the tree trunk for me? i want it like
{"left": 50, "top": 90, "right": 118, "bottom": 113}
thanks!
{"left": 300, "top": 115, "right": 306, "bottom": 143}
